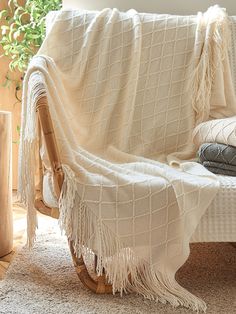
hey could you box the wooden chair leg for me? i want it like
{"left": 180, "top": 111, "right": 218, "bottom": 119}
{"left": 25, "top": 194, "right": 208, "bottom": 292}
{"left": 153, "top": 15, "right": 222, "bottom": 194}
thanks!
{"left": 69, "top": 241, "right": 113, "bottom": 294}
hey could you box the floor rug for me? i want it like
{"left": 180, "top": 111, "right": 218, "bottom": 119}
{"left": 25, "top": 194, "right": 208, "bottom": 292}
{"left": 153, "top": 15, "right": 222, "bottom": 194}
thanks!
{"left": 0, "top": 222, "right": 236, "bottom": 314}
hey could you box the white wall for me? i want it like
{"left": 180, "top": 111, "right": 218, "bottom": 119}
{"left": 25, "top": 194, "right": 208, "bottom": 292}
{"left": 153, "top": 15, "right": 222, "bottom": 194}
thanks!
{"left": 63, "top": 0, "right": 236, "bottom": 15}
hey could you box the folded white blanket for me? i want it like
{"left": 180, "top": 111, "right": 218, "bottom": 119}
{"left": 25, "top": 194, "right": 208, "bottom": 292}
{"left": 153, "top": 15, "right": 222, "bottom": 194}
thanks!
{"left": 193, "top": 116, "right": 236, "bottom": 147}
{"left": 18, "top": 6, "right": 236, "bottom": 312}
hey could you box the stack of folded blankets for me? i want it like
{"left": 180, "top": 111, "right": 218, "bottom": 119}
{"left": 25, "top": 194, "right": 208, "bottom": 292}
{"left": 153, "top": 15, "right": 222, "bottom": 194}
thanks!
{"left": 193, "top": 116, "right": 236, "bottom": 176}
{"left": 198, "top": 143, "right": 236, "bottom": 176}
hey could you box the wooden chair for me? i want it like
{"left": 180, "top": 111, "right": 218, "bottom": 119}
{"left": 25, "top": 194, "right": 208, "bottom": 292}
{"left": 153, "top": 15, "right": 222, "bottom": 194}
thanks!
{"left": 34, "top": 95, "right": 236, "bottom": 294}
{"left": 35, "top": 96, "right": 113, "bottom": 294}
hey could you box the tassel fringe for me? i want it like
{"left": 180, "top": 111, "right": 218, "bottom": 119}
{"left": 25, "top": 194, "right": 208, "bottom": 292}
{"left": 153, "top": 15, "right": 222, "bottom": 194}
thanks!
{"left": 18, "top": 66, "right": 47, "bottom": 247}
{"left": 58, "top": 165, "right": 207, "bottom": 312}
{"left": 191, "top": 5, "right": 231, "bottom": 124}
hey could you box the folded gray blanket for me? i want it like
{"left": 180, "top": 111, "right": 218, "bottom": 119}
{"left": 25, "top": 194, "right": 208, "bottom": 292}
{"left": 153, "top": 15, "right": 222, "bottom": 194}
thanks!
{"left": 198, "top": 143, "right": 236, "bottom": 165}
{"left": 203, "top": 161, "right": 236, "bottom": 176}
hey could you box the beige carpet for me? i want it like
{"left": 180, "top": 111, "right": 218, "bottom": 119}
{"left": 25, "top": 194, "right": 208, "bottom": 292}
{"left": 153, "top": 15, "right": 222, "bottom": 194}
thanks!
{"left": 0, "top": 222, "right": 236, "bottom": 314}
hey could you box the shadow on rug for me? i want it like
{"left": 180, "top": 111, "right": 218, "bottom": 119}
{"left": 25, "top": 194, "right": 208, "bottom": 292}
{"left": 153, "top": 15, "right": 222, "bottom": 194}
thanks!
{"left": 0, "top": 224, "right": 236, "bottom": 314}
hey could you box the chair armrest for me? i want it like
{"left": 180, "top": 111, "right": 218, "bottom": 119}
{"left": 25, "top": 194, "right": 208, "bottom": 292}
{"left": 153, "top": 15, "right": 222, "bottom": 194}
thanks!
{"left": 36, "top": 96, "right": 64, "bottom": 199}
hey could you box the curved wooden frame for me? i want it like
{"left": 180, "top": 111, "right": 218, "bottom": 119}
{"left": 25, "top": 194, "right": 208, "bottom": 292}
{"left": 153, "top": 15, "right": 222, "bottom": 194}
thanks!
{"left": 35, "top": 96, "right": 112, "bottom": 294}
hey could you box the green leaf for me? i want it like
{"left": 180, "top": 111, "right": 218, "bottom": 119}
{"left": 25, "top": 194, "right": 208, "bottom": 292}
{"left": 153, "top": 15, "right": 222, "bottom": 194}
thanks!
{"left": 0, "top": 10, "right": 8, "bottom": 20}
{"left": 0, "top": 0, "right": 62, "bottom": 100}
{"left": 3, "top": 44, "right": 12, "bottom": 50}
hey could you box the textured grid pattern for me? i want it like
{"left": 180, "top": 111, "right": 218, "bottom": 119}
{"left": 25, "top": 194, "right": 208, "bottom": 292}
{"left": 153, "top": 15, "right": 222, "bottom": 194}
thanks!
{"left": 41, "top": 10, "right": 197, "bottom": 159}
{"left": 21, "top": 7, "right": 234, "bottom": 307}
{"left": 36, "top": 7, "right": 231, "bottom": 265}
{"left": 38, "top": 9, "right": 220, "bottom": 261}
{"left": 193, "top": 18, "right": 236, "bottom": 242}
{"left": 199, "top": 143, "right": 236, "bottom": 165}
{"left": 193, "top": 116, "right": 236, "bottom": 148}
{"left": 43, "top": 169, "right": 236, "bottom": 243}
{"left": 192, "top": 175, "right": 236, "bottom": 242}
{"left": 198, "top": 143, "right": 236, "bottom": 175}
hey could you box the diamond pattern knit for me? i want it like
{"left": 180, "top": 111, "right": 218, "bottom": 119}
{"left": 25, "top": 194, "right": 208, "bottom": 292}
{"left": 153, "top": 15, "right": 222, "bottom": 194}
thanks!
{"left": 18, "top": 7, "right": 235, "bottom": 311}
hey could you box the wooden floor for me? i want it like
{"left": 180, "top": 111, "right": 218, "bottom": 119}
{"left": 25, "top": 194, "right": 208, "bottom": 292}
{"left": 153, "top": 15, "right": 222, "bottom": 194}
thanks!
{"left": 0, "top": 203, "right": 26, "bottom": 280}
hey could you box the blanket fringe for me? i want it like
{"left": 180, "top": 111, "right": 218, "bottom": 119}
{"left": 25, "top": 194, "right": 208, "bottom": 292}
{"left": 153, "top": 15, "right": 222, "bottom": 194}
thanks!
{"left": 59, "top": 165, "right": 206, "bottom": 312}
{"left": 191, "top": 5, "right": 231, "bottom": 124}
{"left": 18, "top": 69, "right": 47, "bottom": 247}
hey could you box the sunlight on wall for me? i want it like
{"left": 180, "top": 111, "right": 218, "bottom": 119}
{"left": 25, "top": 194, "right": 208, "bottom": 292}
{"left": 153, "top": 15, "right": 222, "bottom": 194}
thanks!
{"left": 63, "top": 0, "right": 236, "bottom": 15}
{"left": 0, "top": 1, "right": 22, "bottom": 189}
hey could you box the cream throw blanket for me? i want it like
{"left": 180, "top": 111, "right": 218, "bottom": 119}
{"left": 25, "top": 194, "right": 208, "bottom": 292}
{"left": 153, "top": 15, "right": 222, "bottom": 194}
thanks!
{"left": 193, "top": 116, "right": 236, "bottom": 147}
{"left": 18, "top": 6, "right": 236, "bottom": 312}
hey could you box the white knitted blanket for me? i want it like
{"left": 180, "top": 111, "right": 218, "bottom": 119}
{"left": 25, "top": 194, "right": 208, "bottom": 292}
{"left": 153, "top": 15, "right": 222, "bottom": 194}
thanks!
{"left": 193, "top": 116, "right": 236, "bottom": 147}
{"left": 18, "top": 6, "right": 236, "bottom": 312}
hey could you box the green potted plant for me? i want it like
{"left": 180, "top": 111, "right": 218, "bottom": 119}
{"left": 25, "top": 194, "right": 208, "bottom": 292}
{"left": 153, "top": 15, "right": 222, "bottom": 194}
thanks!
{"left": 0, "top": 0, "right": 62, "bottom": 96}
{"left": 0, "top": 0, "right": 62, "bottom": 142}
